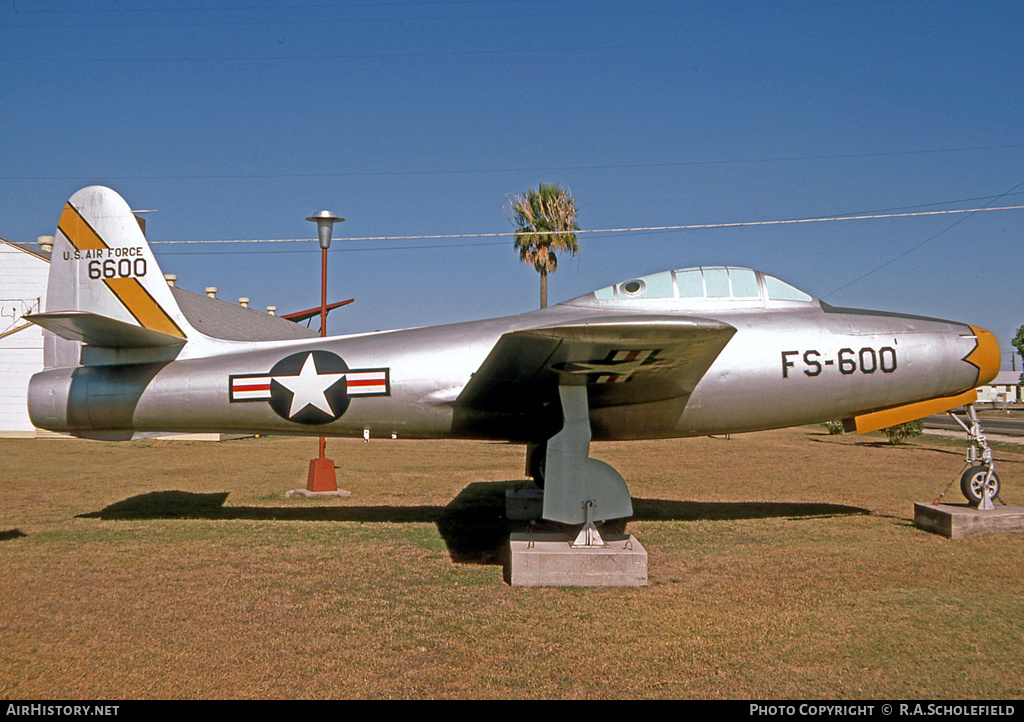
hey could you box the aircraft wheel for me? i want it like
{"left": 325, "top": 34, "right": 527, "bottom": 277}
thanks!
{"left": 532, "top": 460, "right": 545, "bottom": 489}
{"left": 526, "top": 442, "right": 546, "bottom": 488}
{"left": 960, "top": 465, "right": 1000, "bottom": 506}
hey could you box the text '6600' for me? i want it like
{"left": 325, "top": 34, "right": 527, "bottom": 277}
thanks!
{"left": 88, "top": 258, "right": 148, "bottom": 280}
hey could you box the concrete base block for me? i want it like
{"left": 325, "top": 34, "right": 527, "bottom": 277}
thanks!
{"left": 284, "top": 488, "right": 351, "bottom": 498}
{"left": 507, "top": 532, "right": 647, "bottom": 587}
{"left": 505, "top": 488, "right": 544, "bottom": 521}
{"left": 913, "top": 502, "right": 1024, "bottom": 539}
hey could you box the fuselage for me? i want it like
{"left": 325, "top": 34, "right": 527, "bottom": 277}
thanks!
{"left": 28, "top": 266, "right": 998, "bottom": 442}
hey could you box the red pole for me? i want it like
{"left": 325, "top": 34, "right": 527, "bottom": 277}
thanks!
{"left": 319, "top": 246, "right": 328, "bottom": 461}
{"left": 321, "top": 246, "right": 328, "bottom": 338}
{"left": 305, "top": 211, "right": 342, "bottom": 494}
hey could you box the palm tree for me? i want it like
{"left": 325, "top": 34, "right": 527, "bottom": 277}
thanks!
{"left": 507, "top": 183, "right": 580, "bottom": 308}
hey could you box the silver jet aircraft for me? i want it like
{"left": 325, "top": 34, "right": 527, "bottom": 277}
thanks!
{"left": 27, "top": 187, "right": 1001, "bottom": 530}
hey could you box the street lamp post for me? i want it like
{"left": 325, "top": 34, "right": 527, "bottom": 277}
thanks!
{"left": 305, "top": 210, "right": 344, "bottom": 493}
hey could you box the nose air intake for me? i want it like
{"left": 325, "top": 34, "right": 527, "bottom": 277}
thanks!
{"left": 850, "top": 322, "right": 1001, "bottom": 435}
{"left": 967, "top": 325, "right": 1000, "bottom": 387}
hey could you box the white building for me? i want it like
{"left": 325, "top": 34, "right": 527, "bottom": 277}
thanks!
{"left": 0, "top": 238, "right": 49, "bottom": 437}
{"left": 977, "top": 371, "right": 1021, "bottom": 406}
{"left": 0, "top": 236, "right": 318, "bottom": 438}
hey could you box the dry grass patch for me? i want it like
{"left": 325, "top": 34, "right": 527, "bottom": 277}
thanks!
{"left": 1, "top": 428, "right": 1022, "bottom": 699}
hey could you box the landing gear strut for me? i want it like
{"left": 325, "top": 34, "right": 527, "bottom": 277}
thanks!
{"left": 947, "top": 404, "right": 1000, "bottom": 509}
{"left": 530, "top": 385, "right": 633, "bottom": 546}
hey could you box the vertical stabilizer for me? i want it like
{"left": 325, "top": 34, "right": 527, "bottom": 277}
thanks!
{"left": 29, "top": 186, "right": 198, "bottom": 365}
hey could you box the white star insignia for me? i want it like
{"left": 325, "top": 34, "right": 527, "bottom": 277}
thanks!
{"left": 272, "top": 353, "right": 346, "bottom": 418}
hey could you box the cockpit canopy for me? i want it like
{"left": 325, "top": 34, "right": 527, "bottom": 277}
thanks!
{"left": 569, "top": 266, "right": 815, "bottom": 307}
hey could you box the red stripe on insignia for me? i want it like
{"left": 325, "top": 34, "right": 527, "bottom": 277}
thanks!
{"left": 346, "top": 370, "right": 388, "bottom": 395}
{"left": 230, "top": 375, "right": 274, "bottom": 401}
{"left": 234, "top": 382, "right": 271, "bottom": 392}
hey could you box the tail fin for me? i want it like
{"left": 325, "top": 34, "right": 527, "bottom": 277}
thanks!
{"left": 27, "top": 186, "right": 197, "bottom": 365}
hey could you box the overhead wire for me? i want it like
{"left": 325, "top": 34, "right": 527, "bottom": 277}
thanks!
{"left": 4, "top": 5, "right": 1018, "bottom": 62}
{"left": 7, "top": 144, "right": 1024, "bottom": 182}
{"left": 0, "top": 1, "right": 960, "bottom": 26}
{"left": 151, "top": 203, "right": 1024, "bottom": 253}
{"left": 822, "top": 180, "right": 1024, "bottom": 298}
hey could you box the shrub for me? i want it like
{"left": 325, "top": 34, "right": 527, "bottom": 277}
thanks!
{"left": 821, "top": 420, "right": 845, "bottom": 435}
{"left": 883, "top": 419, "right": 924, "bottom": 445}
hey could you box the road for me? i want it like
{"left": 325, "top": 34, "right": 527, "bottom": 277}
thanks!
{"left": 924, "top": 413, "right": 1024, "bottom": 438}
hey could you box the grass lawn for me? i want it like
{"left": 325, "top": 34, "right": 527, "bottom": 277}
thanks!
{"left": 1, "top": 427, "right": 1022, "bottom": 699}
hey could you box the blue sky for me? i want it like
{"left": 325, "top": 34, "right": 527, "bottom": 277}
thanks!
{"left": 2, "top": 1, "right": 1022, "bottom": 367}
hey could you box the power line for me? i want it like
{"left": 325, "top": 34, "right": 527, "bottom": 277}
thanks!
{"left": 150, "top": 203, "right": 1024, "bottom": 247}
{"left": 9, "top": 145, "right": 1020, "bottom": 182}
{"left": 4, "top": 12, "right": 1017, "bottom": 61}
{"left": 823, "top": 180, "right": 1024, "bottom": 298}
{"left": 0, "top": 1, "right": 944, "bottom": 24}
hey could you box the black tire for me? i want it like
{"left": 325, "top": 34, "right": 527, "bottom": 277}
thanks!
{"left": 526, "top": 441, "right": 546, "bottom": 489}
{"left": 532, "top": 459, "right": 545, "bottom": 489}
{"left": 960, "top": 465, "right": 1000, "bottom": 506}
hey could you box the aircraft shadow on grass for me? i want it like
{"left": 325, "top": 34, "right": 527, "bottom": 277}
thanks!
{"left": 77, "top": 482, "right": 870, "bottom": 566}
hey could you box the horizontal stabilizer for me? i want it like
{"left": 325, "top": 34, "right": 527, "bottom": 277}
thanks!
{"left": 851, "top": 389, "right": 978, "bottom": 434}
{"left": 26, "top": 311, "right": 188, "bottom": 349}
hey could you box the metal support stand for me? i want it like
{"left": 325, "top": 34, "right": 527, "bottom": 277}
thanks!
{"left": 542, "top": 385, "right": 633, "bottom": 527}
{"left": 505, "top": 385, "right": 647, "bottom": 585}
{"left": 946, "top": 403, "right": 997, "bottom": 510}
{"left": 914, "top": 402, "right": 1022, "bottom": 538}
{"left": 571, "top": 500, "right": 607, "bottom": 548}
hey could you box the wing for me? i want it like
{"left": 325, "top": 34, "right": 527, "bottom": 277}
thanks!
{"left": 453, "top": 315, "right": 736, "bottom": 441}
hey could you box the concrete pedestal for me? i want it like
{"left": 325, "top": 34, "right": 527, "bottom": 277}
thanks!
{"left": 284, "top": 488, "right": 351, "bottom": 498}
{"left": 507, "top": 532, "right": 647, "bottom": 587}
{"left": 913, "top": 502, "right": 1024, "bottom": 539}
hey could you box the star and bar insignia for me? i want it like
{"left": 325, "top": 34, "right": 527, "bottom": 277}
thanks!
{"left": 553, "top": 349, "right": 666, "bottom": 384}
{"left": 229, "top": 350, "right": 389, "bottom": 424}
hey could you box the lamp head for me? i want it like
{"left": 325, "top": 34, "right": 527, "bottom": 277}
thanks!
{"left": 306, "top": 211, "right": 345, "bottom": 249}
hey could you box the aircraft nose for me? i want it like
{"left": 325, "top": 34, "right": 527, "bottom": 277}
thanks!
{"left": 967, "top": 325, "right": 1000, "bottom": 386}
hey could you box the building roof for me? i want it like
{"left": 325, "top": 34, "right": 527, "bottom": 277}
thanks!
{"left": 0, "top": 237, "right": 50, "bottom": 262}
{"left": 2, "top": 237, "right": 320, "bottom": 342}
{"left": 170, "top": 286, "right": 319, "bottom": 342}
{"left": 986, "top": 371, "right": 1022, "bottom": 386}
